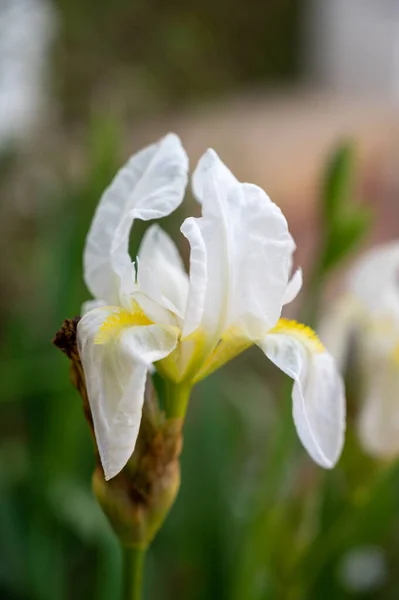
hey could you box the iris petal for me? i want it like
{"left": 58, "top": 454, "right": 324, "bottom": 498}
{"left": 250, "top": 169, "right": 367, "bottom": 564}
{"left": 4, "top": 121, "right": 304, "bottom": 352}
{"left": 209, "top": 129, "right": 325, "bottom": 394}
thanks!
{"left": 84, "top": 133, "right": 188, "bottom": 305}
{"left": 77, "top": 307, "right": 179, "bottom": 479}
{"left": 183, "top": 149, "right": 295, "bottom": 350}
{"left": 259, "top": 319, "right": 345, "bottom": 468}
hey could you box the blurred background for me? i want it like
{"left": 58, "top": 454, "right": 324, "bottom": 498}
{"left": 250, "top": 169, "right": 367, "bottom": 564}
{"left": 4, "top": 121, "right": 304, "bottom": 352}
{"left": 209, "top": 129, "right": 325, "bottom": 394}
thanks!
{"left": 1, "top": 0, "right": 399, "bottom": 598}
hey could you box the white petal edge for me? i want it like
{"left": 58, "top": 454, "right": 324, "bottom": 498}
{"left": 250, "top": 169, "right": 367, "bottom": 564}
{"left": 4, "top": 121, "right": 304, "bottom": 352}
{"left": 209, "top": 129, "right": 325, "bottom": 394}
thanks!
{"left": 258, "top": 329, "right": 346, "bottom": 468}
{"left": 180, "top": 216, "right": 207, "bottom": 337}
{"left": 84, "top": 133, "right": 188, "bottom": 305}
{"left": 283, "top": 268, "right": 303, "bottom": 306}
{"left": 77, "top": 307, "right": 179, "bottom": 480}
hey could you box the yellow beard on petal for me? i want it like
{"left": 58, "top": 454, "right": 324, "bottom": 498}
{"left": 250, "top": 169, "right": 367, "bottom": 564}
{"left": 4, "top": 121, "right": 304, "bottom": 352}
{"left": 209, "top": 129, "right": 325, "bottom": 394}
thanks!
{"left": 269, "top": 318, "right": 325, "bottom": 353}
{"left": 94, "top": 304, "right": 153, "bottom": 344}
{"left": 194, "top": 319, "right": 326, "bottom": 383}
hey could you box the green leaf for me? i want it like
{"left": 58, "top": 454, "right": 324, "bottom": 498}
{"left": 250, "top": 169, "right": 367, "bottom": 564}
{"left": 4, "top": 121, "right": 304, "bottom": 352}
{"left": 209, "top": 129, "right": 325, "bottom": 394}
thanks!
{"left": 321, "top": 209, "right": 371, "bottom": 273}
{"left": 323, "top": 143, "right": 356, "bottom": 223}
{"left": 314, "top": 141, "right": 372, "bottom": 279}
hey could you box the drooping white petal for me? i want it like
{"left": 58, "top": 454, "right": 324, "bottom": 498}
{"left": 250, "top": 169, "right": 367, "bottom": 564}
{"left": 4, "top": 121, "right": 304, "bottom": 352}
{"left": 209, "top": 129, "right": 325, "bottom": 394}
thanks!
{"left": 84, "top": 133, "right": 188, "bottom": 305}
{"left": 137, "top": 224, "right": 189, "bottom": 319}
{"left": 77, "top": 307, "right": 179, "bottom": 480}
{"left": 184, "top": 149, "right": 295, "bottom": 345}
{"left": 258, "top": 322, "right": 346, "bottom": 468}
{"left": 358, "top": 351, "right": 399, "bottom": 458}
{"left": 349, "top": 242, "right": 399, "bottom": 321}
{"left": 283, "top": 268, "right": 303, "bottom": 306}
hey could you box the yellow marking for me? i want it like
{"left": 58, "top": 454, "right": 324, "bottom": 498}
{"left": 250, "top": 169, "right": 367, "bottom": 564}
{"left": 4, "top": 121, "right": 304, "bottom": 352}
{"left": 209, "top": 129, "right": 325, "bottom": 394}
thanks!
{"left": 269, "top": 318, "right": 325, "bottom": 353}
{"left": 158, "top": 319, "right": 325, "bottom": 383}
{"left": 94, "top": 305, "right": 152, "bottom": 344}
{"left": 156, "top": 328, "right": 207, "bottom": 383}
{"left": 193, "top": 326, "right": 252, "bottom": 383}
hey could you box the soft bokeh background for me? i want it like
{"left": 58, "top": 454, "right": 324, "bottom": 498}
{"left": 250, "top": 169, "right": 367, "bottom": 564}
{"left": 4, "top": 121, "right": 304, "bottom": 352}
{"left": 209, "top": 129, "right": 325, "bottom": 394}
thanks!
{"left": 1, "top": 1, "right": 399, "bottom": 598}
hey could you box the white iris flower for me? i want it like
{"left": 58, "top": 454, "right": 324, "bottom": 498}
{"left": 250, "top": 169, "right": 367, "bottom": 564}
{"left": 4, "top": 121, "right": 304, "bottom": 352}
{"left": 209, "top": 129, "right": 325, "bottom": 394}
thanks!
{"left": 78, "top": 133, "right": 346, "bottom": 480}
{"left": 321, "top": 242, "right": 399, "bottom": 460}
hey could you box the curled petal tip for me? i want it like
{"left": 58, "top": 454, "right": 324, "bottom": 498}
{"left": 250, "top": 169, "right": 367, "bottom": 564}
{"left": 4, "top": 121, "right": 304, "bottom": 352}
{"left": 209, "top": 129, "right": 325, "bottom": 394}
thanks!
{"left": 198, "top": 148, "right": 219, "bottom": 169}
{"left": 161, "top": 132, "right": 185, "bottom": 150}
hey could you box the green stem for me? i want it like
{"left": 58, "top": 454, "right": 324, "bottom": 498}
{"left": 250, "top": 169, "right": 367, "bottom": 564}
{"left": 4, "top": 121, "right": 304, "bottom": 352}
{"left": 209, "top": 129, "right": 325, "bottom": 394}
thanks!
{"left": 164, "top": 380, "right": 192, "bottom": 419}
{"left": 122, "top": 547, "right": 146, "bottom": 600}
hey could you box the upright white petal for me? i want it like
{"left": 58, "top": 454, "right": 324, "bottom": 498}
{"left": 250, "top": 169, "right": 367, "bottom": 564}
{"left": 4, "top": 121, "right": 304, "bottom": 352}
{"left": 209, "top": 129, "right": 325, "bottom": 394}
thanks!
{"left": 84, "top": 134, "right": 188, "bottom": 305}
{"left": 259, "top": 322, "right": 346, "bottom": 468}
{"left": 137, "top": 224, "right": 189, "bottom": 319}
{"left": 183, "top": 149, "right": 294, "bottom": 344}
{"left": 77, "top": 307, "right": 179, "bottom": 480}
{"left": 349, "top": 242, "right": 399, "bottom": 321}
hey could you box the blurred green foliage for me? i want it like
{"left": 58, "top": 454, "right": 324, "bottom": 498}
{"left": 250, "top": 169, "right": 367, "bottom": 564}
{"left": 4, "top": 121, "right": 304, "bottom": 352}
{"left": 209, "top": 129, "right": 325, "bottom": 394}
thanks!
{"left": 303, "top": 143, "right": 371, "bottom": 326}
{"left": 0, "top": 118, "right": 399, "bottom": 600}
{"left": 319, "top": 144, "right": 371, "bottom": 276}
{"left": 1, "top": 2, "right": 399, "bottom": 599}
{"left": 1, "top": 118, "right": 399, "bottom": 599}
{"left": 0, "top": 118, "right": 279, "bottom": 599}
